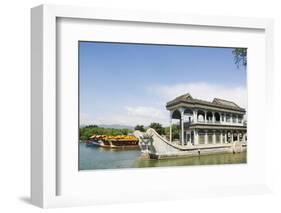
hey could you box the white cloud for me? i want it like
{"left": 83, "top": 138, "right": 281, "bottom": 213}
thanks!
{"left": 81, "top": 82, "right": 247, "bottom": 126}
{"left": 126, "top": 106, "right": 166, "bottom": 118}
{"left": 81, "top": 106, "right": 169, "bottom": 127}
{"left": 150, "top": 82, "right": 247, "bottom": 109}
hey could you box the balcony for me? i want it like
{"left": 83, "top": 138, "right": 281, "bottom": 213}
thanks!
{"left": 183, "top": 119, "right": 244, "bottom": 127}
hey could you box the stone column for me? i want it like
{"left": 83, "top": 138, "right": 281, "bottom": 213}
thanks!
{"left": 212, "top": 130, "right": 216, "bottom": 144}
{"left": 194, "top": 130, "right": 198, "bottom": 145}
{"left": 241, "top": 115, "right": 244, "bottom": 125}
{"left": 242, "top": 133, "right": 246, "bottom": 143}
{"left": 204, "top": 130, "right": 208, "bottom": 144}
{"left": 232, "top": 115, "right": 235, "bottom": 124}
{"left": 193, "top": 110, "right": 197, "bottom": 123}
{"left": 169, "top": 112, "right": 172, "bottom": 142}
{"left": 181, "top": 111, "right": 184, "bottom": 146}
{"left": 237, "top": 132, "right": 240, "bottom": 142}
{"left": 204, "top": 111, "right": 207, "bottom": 123}
{"left": 220, "top": 131, "right": 223, "bottom": 144}
{"left": 224, "top": 131, "right": 227, "bottom": 143}
{"left": 231, "top": 131, "right": 234, "bottom": 143}
{"left": 212, "top": 112, "right": 215, "bottom": 123}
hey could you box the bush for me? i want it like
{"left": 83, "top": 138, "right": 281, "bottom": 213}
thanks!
{"left": 79, "top": 125, "right": 133, "bottom": 141}
{"left": 164, "top": 124, "right": 180, "bottom": 140}
{"left": 134, "top": 125, "right": 145, "bottom": 132}
{"left": 149, "top": 122, "right": 165, "bottom": 135}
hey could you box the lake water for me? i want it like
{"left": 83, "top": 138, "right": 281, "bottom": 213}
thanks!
{"left": 79, "top": 143, "right": 247, "bottom": 170}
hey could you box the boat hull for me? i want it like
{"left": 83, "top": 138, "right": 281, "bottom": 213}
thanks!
{"left": 87, "top": 139, "right": 139, "bottom": 149}
{"left": 134, "top": 128, "right": 247, "bottom": 160}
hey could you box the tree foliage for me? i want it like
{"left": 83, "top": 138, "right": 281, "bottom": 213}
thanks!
{"left": 79, "top": 125, "right": 133, "bottom": 141}
{"left": 149, "top": 122, "right": 165, "bottom": 135}
{"left": 164, "top": 124, "right": 180, "bottom": 140}
{"left": 232, "top": 48, "right": 247, "bottom": 68}
{"left": 134, "top": 124, "right": 145, "bottom": 132}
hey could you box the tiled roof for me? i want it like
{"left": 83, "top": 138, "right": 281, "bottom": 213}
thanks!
{"left": 212, "top": 98, "right": 240, "bottom": 108}
{"left": 166, "top": 93, "right": 245, "bottom": 112}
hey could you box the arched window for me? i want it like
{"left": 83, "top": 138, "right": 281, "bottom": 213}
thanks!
{"left": 183, "top": 108, "right": 193, "bottom": 115}
{"left": 183, "top": 108, "right": 193, "bottom": 123}
{"left": 232, "top": 114, "right": 237, "bottom": 123}
{"left": 171, "top": 110, "right": 181, "bottom": 119}
{"left": 207, "top": 112, "right": 213, "bottom": 122}
{"left": 238, "top": 115, "right": 243, "bottom": 123}
{"left": 226, "top": 114, "right": 230, "bottom": 122}
{"left": 214, "top": 112, "right": 220, "bottom": 122}
{"left": 197, "top": 110, "right": 205, "bottom": 122}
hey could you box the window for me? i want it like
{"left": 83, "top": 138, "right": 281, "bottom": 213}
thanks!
{"left": 226, "top": 114, "right": 230, "bottom": 122}
{"left": 232, "top": 115, "right": 237, "bottom": 123}
{"left": 238, "top": 115, "right": 243, "bottom": 123}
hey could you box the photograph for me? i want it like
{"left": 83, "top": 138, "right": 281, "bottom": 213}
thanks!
{"left": 78, "top": 41, "right": 247, "bottom": 170}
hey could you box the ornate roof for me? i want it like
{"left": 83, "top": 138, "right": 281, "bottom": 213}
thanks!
{"left": 166, "top": 93, "right": 246, "bottom": 112}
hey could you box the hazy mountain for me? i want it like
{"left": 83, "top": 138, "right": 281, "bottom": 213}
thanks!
{"left": 98, "top": 124, "right": 135, "bottom": 130}
{"left": 80, "top": 124, "right": 135, "bottom": 130}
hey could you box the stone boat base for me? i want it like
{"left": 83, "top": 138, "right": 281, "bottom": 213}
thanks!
{"left": 147, "top": 144, "right": 246, "bottom": 160}
{"left": 134, "top": 128, "right": 246, "bottom": 160}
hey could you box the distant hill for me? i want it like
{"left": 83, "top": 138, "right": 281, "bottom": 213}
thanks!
{"left": 80, "top": 124, "right": 135, "bottom": 130}
{"left": 98, "top": 124, "right": 135, "bottom": 130}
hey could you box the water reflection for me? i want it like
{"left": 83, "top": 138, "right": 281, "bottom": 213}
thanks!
{"left": 79, "top": 143, "right": 246, "bottom": 170}
{"left": 133, "top": 152, "right": 246, "bottom": 168}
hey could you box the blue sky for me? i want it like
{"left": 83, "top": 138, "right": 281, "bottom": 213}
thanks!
{"left": 79, "top": 41, "right": 247, "bottom": 126}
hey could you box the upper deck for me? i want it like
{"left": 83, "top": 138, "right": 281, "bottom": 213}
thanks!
{"left": 167, "top": 93, "right": 246, "bottom": 127}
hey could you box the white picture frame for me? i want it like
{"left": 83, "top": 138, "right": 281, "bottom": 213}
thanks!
{"left": 31, "top": 4, "right": 274, "bottom": 208}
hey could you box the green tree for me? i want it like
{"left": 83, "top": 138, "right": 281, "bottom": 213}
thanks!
{"left": 149, "top": 122, "right": 165, "bottom": 135}
{"left": 164, "top": 124, "right": 180, "bottom": 140}
{"left": 232, "top": 48, "right": 247, "bottom": 68}
{"left": 87, "top": 124, "right": 99, "bottom": 128}
{"left": 134, "top": 124, "right": 145, "bottom": 132}
{"left": 79, "top": 126, "right": 133, "bottom": 141}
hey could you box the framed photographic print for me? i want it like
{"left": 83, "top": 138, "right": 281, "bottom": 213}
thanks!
{"left": 78, "top": 41, "right": 247, "bottom": 170}
{"left": 31, "top": 4, "right": 274, "bottom": 208}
